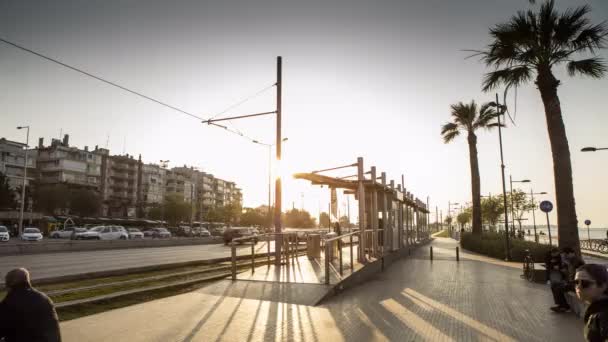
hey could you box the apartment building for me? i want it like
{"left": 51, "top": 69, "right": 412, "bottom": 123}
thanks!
{"left": 100, "top": 154, "right": 143, "bottom": 218}
{"left": 36, "top": 135, "right": 102, "bottom": 190}
{"left": 0, "top": 138, "right": 37, "bottom": 190}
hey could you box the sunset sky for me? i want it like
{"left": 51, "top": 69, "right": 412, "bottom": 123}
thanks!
{"left": 1, "top": 0, "right": 607, "bottom": 227}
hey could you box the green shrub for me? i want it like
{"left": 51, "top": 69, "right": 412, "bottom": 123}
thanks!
{"left": 460, "top": 232, "right": 551, "bottom": 262}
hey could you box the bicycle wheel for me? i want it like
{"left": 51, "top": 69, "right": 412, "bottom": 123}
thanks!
{"left": 527, "top": 260, "right": 535, "bottom": 282}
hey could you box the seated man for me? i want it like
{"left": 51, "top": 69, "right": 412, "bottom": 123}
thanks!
{"left": 550, "top": 247, "right": 585, "bottom": 313}
{"left": 0, "top": 268, "right": 62, "bottom": 342}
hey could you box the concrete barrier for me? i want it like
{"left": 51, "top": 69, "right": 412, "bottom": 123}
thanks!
{"left": 0, "top": 238, "right": 223, "bottom": 256}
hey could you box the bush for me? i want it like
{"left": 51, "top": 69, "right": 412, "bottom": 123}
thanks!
{"left": 460, "top": 232, "right": 551, "bottom": 262}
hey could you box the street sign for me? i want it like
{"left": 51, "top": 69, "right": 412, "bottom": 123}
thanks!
{"left": 539, "top": 200, "right": 553, "bottom": 213}
{"left": 585, "top": 219, "right": 591, "bottom": 226}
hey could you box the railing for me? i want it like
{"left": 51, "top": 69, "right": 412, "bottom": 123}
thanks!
{"left": 581, "top": 239, "right": 608, "bottom": 254}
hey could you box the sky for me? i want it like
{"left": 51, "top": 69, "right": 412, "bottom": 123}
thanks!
{"left": 1, "top": 0, "right": 607, "bottom": 227}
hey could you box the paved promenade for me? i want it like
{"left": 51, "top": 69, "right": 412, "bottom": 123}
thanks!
{"left": 61, "top": 237, "right": 584, "bottom": 341}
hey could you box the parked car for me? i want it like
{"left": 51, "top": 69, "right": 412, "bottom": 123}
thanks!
{"left": 223, "top": 227, "right": 258, "bottom": 245}
{"left": 0, "top": 226, "right": 10, "bottom": 242}
{"left": 78, "top": 225, "right": 129, "bottom": 240}
{"left": 150, "top": 228, "right": 172, "bottom": 239}
{"left": 50, "top": 227, "right": 87, "bottom": 239}
{"left": 199, "top": 228, "right": 211, "bottom": 237}
{"left": 143, "top": 229, "right": 155, "bottom": 238}
{"left": 21, "top": 227, "right": 43, "bottom": 242}
{"left": 127, "top": 228, "right": 144, "bottom": 239}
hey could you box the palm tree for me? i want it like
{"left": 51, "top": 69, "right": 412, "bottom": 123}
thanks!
{"left": 441, "top": 101, "right": 498, "bottom": 235}
{"left": 475, "top": 0, "right": 607, "bottom": 252}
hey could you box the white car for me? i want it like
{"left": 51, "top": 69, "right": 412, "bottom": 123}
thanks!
{"left": 200, "top": 228, "right": 211, "bottom": 237}
{"left": 21, "top": 227, "right": 43, "bottom": 242}
{"left": 79, "top": 225, "right": 129, "bottom": 240}
{"left": 50, "top": 227, "right": 87, "bottom": 239}
{"left": 0, "top": 226, "right": 10, "bottom": 242}
{"left": 127, "top": 228, "right": 144, "bottom": 239}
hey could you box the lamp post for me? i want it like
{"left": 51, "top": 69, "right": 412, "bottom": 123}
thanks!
{"left": 492, "top": 94, "right": 511, "bottom": 261}
{"left": 252, "top": 137, "right": 288, "bottom": 233}
{"left": 16, "top": 126, "right": 29, "bottom": 237}
{"left": 581, "top": 147, "right": 608, "bottom": 152}
{"left": 448, "top": 201, "right": 459, "bottom": 235}
{"left": 159, "top": 160, "right": 170, "bottom": 225}
{"left": 529, "top": 190, "right": 547, "bottom": 243}
{"left": 509, "top": 176, "right": 530, "bottom": 235}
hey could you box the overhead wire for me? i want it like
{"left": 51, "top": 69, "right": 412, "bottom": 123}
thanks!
{"left": 0, "top": 37, "right": 205, "bottom": 121}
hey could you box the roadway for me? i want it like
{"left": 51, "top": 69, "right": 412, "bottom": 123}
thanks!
{"left": 0, "top": 241, "right": 275, "bottom": 283}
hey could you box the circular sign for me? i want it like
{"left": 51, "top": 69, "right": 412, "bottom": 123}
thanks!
{"left": 585, "top": 219, "right": 591, "bottom": 226}
{"left": 539, "top": 200, "right": 553, "bottom": 213}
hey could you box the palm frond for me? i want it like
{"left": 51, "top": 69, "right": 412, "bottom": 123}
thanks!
{"left": 441, "top": 127, "right": 461, "bottom": 144}
{"left": 571, "top": 22, "right": 608, "bottom": 54}
{"left": 450, "top": 102, "right": 475, "bottom": 128}
{"left": 482, "top": 66, "right": 532, "bottom": 92}
{"left": 554, "top": 5, "right": 590, "bottom": 47}
{"left": 567, "top": 58, "right": 607, "bottom": 78}
{"left": 473, "top": 103, "right": 499, "bottom": 129}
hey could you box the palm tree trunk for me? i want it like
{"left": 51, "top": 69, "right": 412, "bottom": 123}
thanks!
{"left": 467, "top": 132, "right": 482, "bottom": 235}
{"left": 536, "top": 67, "right": 580, "bottom": 254}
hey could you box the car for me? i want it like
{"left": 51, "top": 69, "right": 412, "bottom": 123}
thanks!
{"left": 78, "top": 225, "right": 129, "bottom": 240}
{"left": 143, "top": 229, "right": 155, "bottom": 238}
{"left": 127, "top": 228, "right": 144, "bottom": 239}
{"left": 21, "top": 227, "right": 43, "bottom": 242}
{"left": 0, "top": 226, "right": 10, "bottom": 242}
{"left": 199, "top": 228, "right": 211, "bottom": 237}
{"left": 223, "top": 227, "right": 258, "bottom": 245}
{"left": 50, "top": 227, "right": 87, "bottom": 239}
{"left": 150, "top": 228, "right": 172, "bottom": 239}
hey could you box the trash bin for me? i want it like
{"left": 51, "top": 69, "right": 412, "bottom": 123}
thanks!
{"left": 307, "top": 234, "right": 321, "bottom": 259}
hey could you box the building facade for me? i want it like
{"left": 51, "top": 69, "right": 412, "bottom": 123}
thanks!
{"left": 0, "top": 138, "right": 37, "bottom": 190}
{"left": 100, "top": 154, "right": 143, "bottom": 218}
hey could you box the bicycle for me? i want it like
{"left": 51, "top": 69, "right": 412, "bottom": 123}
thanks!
{"left": 521, "top": 249, "right": 535, "bottom": 282}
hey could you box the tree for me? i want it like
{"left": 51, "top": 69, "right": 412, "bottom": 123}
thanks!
{"left": 457, "top": 209, "right": 472, "bottom": 230}
{"left": 481, "top": 196, "right": 505, "bottom": 230}
{"left": 319, "top": 212, "right": 330, "bottom": 228}
{"left": 35, "top": 184, "right": 70, "bottom": 214}
{"left": 441, "top": 101, "right": 498, "bottom": 235}
{"left": 508, "top": 189, "right": 535, "bottom": 233}
{"left": 475, "top": 0, "right": 607, "bottom": 252}
{"left": 240, "top": 207, "right": 266, "bottom": 227}
{"left": 163, "top": 194, "right": 191, "bottom": 226}
{"left": 0, "top": 172, "right": 15, "bottom": 210}
{"left": 338, "top": 216, "right": 351, "bottom": 228}
{"left": 284, "top": 209, "right": 316, "bottom": 228}
{"left": 70, "top": 189, "right": 101, "bottom": 217}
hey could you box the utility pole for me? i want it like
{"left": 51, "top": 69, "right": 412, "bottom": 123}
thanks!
{"left": 17, "top": 126, "right": 29, "bottom": 237}
{"left": 495, "top": 93, "right": 511, "bottom": 261}
{"left": 274, "top": 56, "right": 283, "bottom": 266}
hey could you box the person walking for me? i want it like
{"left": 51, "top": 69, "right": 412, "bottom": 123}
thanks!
{"left": 0, "top": 268, "right": 61, "bottom": 342}
{"left": 575, "top": 264, "right": 608, "bottom": 341}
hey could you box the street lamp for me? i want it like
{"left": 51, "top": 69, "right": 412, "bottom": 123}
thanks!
{"left": 509, "top": 176, "right": 530, "bottom": 234}
{"left": 528, "top": 190, "right": 547, "bottom": 243}
{"left": 581, "top": 147, "right": 608, "bottom": 152}
{"left": 159, "top": 160, "right": 170, "bottom": 225}
{"left": 16, "top": 126, "right": 30, "bottom": 237}
{"left": 252, "top": 137, "right": 288, "bottom": 233}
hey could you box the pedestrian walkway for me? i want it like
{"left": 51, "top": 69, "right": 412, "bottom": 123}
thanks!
{"left": 60, "top": 237, "right": 583, "bottom": 341}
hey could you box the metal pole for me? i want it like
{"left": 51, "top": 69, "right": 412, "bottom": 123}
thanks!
{"left": 456, "top": 246, "right": 460, "bottom": 261}
{"left": 274, "top": 56, "right": 283, "bottom": 266}
{"left": 495, "top": 94, "right": 511, "bottom": 261}
{"left": 325, "top": 242, "right": 330, "bottom": 284}
{"left": 18, "top": 126, "right": 29, "bottom": 237}
{"left": 268, "top": 145, "right": 272, "bottom": 233}
{"left": 587, "top": 224, "right": 591, "bottom": 242}
{"left": 371, "top": 167, "right": 378, "bottom": 257}
{"left": 546, "top": 212, "right": 553, "bottom": 247}
{"left": 531, "top": 189, "right": 538, "bottom": 243}
{"left": 430, "top": 246, "right": 433, "bottom": 261}
{"left": 251, "top": 242, "right": 255, "bottom": 273}
{"left": 350, "top": 234, "right": 354, "bottom": 271}
{"left": 357, "top": 157, "right": 366, "bottom": 262}
{"left": 231, "top": 242, "right": 237, "bottom": 280}
{"left": 339, "top": 237, "right": 343, "bottom": 276}
{"left": 509, "top": 175, "right": 516, "bottom": 234}
{"left": 267, "top": 234, "right": 271, "bottom": 266}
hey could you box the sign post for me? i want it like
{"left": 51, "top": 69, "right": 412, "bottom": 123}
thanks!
{"left": 540, "top": 201, "right": 553, "bottom": 246}
{"left": 585, "top": 219, "right": 592, "bottom": 242}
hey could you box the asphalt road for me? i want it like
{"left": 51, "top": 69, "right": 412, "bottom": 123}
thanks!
{"left": 0, "top": 241, "right": 275, "bottom": 283}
